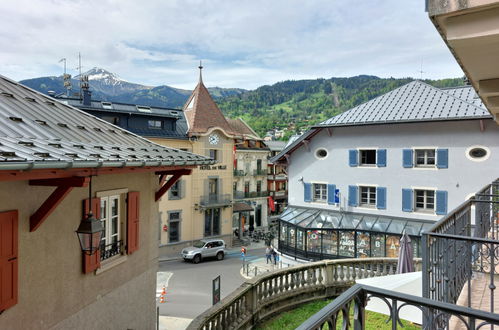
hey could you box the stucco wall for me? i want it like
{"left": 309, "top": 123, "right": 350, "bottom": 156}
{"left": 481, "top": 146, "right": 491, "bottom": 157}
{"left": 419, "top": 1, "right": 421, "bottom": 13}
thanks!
{"left": 0, "top": 172, "right": 159, "bottom": 329}
{"left": 288, "top": 119, "right": 499, "bottom": 221}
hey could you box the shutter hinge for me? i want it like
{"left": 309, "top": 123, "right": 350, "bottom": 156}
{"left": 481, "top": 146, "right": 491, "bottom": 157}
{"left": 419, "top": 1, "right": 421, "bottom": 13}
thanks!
{"left": 8, "top": 257, "right": 16, "bottom": 262}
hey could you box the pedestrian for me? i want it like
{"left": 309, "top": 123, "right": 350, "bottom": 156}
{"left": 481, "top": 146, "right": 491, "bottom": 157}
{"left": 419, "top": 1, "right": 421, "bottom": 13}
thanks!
{"left": 272, "top": 247, "right": 278, "bottom": 265}
{"left": 265, "top": 246, "right": 272, "bottom": 264}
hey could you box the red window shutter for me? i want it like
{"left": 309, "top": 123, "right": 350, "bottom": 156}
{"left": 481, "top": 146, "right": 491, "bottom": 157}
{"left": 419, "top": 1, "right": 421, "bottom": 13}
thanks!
{"left": 127, "top": 192, "right": 140, "bottom": 254}
{"left": 0, "top": 210, "right": 18, "bottom": 312}
{"left": 82, "top": 198, "right": 101, "bottom": 274}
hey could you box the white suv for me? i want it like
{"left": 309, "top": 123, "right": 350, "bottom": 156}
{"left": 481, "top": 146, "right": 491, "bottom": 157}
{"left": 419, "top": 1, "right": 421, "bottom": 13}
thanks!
{"left": 182, "top": 239, "right": 226, "bottom": 264}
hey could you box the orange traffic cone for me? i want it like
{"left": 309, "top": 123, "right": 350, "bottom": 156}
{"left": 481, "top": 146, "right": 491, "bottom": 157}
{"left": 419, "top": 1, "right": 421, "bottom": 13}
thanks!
{"left": 161, "top": 287, "right": 166, "bottom": 295}
{"left": 160, "top": 294, "right": 165, "bottom": 303}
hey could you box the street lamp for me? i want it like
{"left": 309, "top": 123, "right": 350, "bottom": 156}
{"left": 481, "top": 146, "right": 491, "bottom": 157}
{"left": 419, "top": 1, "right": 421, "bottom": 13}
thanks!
{"left": 76, "top": 176, "right": 103, "bottom": 255}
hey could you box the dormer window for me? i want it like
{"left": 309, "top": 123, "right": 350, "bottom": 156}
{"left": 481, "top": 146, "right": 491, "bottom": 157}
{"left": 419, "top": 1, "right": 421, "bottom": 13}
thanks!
{"left": 148, "top": 120, "right": 163, "bottom": 129}
{"left": 101, "top": 101, "right": 113, "bottom": 109}
{"left": 136, "top": 105, "right": 151, "bottom": 113}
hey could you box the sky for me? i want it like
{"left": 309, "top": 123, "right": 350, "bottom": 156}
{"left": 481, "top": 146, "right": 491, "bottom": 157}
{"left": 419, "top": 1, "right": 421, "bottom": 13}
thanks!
{"left": 0, "top": 0, "right": 463, "bottom": 90}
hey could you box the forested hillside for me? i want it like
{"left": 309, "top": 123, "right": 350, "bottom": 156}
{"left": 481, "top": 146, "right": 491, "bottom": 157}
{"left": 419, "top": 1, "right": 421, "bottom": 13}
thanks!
{"left": 217, "top": 75, "right": 465, "bottom": 139}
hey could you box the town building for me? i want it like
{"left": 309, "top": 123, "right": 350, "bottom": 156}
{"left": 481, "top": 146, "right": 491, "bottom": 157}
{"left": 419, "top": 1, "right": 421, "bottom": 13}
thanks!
{"left": 230, "top": 118, "right": 270, "bottom": 236}
{"left": 271, "top": 81, "right": 499, "bottom": 260}
{"left": 266, "top": 140, "right": 288, "bottom": 218}
{"left": 0, "top": 75, "right": 211, "bottom": 328}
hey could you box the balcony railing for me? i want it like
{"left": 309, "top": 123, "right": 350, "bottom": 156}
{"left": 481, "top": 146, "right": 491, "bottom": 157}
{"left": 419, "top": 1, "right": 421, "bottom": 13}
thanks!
{"left": 234, "top": 191, "right": 269, "bottom": 199}
{"left": 298, "top": 179, "right": 499, "bottom": 329}
{"left": 187, "top": 258, "right": 422, "bottom": 330}
{"left": 233, "top": 169, "right": 246, "bottom": 177}
{"left": 100, "top": 240, "right": 123, "bottom": 261}
{"left": 199, "top": 194, "right": 232, "bottom": 207}
{"left": 253, "top": 169, "right": 267, "bottom": 176}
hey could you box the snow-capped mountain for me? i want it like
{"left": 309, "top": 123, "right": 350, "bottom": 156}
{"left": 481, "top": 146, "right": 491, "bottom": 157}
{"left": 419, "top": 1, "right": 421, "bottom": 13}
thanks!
{"left": 20, "top": 67, "right": 246, "bottom": 108}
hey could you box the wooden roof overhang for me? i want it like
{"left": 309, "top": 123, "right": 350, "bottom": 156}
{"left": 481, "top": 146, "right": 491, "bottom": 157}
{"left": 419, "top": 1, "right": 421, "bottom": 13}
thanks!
{"left": 1, "top": 164, "right": 196, "bottom": 232}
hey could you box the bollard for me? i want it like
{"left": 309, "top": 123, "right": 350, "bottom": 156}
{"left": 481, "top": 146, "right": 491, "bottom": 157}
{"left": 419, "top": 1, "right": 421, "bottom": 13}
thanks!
{"left": 255, "top": 266, "right": 257, "bottom": 276}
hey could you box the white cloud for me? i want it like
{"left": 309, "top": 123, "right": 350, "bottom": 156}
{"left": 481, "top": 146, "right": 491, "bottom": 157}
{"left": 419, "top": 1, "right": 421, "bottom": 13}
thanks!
{"left": 0, "top": 0, "right": 463, "bottom": 89}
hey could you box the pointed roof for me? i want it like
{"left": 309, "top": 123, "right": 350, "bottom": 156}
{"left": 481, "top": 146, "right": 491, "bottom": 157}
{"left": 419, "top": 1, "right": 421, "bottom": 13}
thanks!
{"left": 183, "top": 70, "right": 234, "bottom": 137}
{"left": 227, "top": 118, "right": 261, "bottom": 140}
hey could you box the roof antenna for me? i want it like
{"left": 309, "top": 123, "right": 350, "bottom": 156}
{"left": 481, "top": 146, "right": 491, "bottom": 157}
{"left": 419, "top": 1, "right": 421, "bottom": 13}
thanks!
{"left": 198, "top": 60, "right": 203, "bottom": 83}
{"left": 59, "top": 58, "right": 72, "bottom": 97}
{"left": 418, "top": 58, "right": 425, "bottom": 80}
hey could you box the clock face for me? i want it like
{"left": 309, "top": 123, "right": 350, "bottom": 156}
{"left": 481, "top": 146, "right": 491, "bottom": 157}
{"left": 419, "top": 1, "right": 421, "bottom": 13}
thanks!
{"left": 209, "top": 134, "right": 219, "bottom": 145}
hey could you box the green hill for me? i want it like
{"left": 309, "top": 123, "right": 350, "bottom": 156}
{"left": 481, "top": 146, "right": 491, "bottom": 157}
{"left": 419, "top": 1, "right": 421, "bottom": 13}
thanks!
{"left": 217, "top": 75, "right": 465, "bottom": 139}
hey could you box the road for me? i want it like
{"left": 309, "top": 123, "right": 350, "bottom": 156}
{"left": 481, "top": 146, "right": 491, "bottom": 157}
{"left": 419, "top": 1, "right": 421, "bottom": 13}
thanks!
{"left": 157, "top": 247, "right": 266, "bottom": 319}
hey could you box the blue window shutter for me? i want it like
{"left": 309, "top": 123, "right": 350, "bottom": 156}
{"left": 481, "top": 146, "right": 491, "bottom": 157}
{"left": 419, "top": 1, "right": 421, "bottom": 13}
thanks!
{"left": 349, "top": 150, "right": 358, "bottom": 167}
{"left": 437, "top": 149, "right": 448, "bottom": 169}
{"left": 348, "top": 185, "right": 358, "bottom": 206}
{"left": 402, "top": 149, "right": 413, "bottom": 168}
{"left": 402, "top": 189, "right": 413, "bottom": 212}
{"left": 304, "top": 183, "right": 312, "bottom": 202}
{"left": 376, "top": 187, "right": 386, "bottom": 209}
{"left": 436, "top": 190, "right": 448, "bottom": 215}
{"left": 327, "top": 184, "right": 336, "bottom": 205}
{"left": 377, "top": 149, "right": 387, "bottom": 167}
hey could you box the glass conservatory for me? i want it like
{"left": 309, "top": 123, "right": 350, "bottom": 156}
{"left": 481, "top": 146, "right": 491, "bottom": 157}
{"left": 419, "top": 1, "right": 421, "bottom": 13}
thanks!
{"left": 278, "top": 206, "right": 434, "bottom": 260}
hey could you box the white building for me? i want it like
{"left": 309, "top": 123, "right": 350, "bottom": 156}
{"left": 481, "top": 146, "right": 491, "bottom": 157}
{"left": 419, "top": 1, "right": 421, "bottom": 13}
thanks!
{"left": 271, "top": 81, "right": 499, "bottom": 260}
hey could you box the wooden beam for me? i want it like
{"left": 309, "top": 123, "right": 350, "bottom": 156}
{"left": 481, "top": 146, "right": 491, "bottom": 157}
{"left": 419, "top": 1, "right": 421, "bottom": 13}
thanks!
{"left": 327, "top": 128, "right": 333, "bottom": 136}
{"left": 30, "top": 185, "right": 74, "bottom": 232}
{"left": 479, "top": 78, "right": 499, "bottom": 97}
{"left": 284, "top": 154, "right": 291, "bottom": 165}
{"left": 480, "top": 119, "right": 485, "bottom": 132}
{"left": 155, "top": 169, "right": 192, "bottom": 202}
{"left": 155, "top": 169, "right": 193, "bottom": 176}
{"left": 29, "top": 177, "right": 89, "bottom": 187}
{"left": 302, "top": 140, "right": 310, "bottom": 152}
{"left": 0, "top": 165, "right": 196, "bottom": 183}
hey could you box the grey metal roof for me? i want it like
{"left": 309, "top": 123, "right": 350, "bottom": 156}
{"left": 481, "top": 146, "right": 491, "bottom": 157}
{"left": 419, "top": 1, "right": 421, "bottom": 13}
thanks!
{"left": 440, "top": 85, "right": 485, "bottom": 109}
{"left": 280, "top": 205, "right": 434, "bottom": 235}
{"left": 59, "top": 98, "right": 189, "bottom": 139}
{"left": 270, "top": 81, "right": 492, "bottom": 164}
{"left": 0, "top": 75, "right": 213, "bottom": 170}
{"left": 320, "top": 80, "right": 491, "bottom": 127}
{"left": 265, "top": 140, "right": 287, "bottom": 152}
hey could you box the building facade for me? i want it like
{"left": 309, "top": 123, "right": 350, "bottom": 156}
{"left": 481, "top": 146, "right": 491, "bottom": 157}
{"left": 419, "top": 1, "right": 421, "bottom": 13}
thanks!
{"left": 266, "top": 141, "right": 288, "bottom": 218}
{"left": 230, "top": 118, "right": 270, "bottom": 233}
{"left": 271, "top": 81, "right": 499, "bottom": 260}
{"left": 0, "top": 75, "right": 211, "bottom": 329}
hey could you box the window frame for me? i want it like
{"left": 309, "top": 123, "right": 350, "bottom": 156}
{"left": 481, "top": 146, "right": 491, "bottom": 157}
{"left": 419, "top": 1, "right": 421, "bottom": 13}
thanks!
{"left": 359, "top": 186, "right": 377, "bottom": 207}
{"left": 147, "top": 119, "right": 163, "bottom": 129}
{"left": 414, "top": 148, "right": 436, "bottom": 168}
{"left": 414, "top": 189, "right": 435, "bottom": 212}
{"left": 168, "top": 210, "right": 182, "bottom": 243}
{"left": 99, "top": 194, "right": 122, "bottom": 261}
{"left": 169, "top": 180, "right": 181, "bottom": 200}
{"left": 209, "top": 149, "right": 218, "bottom": 161}
{"left": 312, "top": 183, "right": 327, "bottom": 203}
{"left": 359, "top": 149, "right": 377, "bottom": 166}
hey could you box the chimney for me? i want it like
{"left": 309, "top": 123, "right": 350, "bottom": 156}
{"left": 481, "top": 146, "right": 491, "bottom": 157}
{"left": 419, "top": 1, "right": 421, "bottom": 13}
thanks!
{"left": 82, "top": 88, "right": 92, "bottom": 106}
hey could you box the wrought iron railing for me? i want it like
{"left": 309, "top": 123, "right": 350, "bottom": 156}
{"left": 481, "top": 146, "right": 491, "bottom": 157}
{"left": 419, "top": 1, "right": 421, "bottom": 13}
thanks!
{"left": 233, "top": 169, "right": 246, "bottom": 177}
{"left": 297, "top": 284, "right": 499, "bottom": 330}
{"left": 100, "top": 240, "right": 123, "bottom": 261}
{"left": 187, "top": 258, "right": 421, "bottom": 330}
{"left": 199, "top": 194, "right": 232, "bottom": 207}
{"left": 253, "top": 169, "right": 267, "bottom": 176}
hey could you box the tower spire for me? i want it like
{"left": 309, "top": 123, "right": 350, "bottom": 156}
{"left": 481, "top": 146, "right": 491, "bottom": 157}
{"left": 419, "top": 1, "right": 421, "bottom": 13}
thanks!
{"left": 198, "top": 60, "right": 203, "bottom": 83}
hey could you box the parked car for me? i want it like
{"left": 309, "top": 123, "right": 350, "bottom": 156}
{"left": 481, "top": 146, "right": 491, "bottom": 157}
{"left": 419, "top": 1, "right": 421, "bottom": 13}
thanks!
{"left": 182, "top": 239, "right": 226, "bottom": 264}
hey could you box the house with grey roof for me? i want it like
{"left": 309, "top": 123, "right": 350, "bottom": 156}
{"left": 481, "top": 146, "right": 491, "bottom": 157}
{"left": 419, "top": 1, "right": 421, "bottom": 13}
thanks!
{"left": 0, "top": 74, "right": 212, "bottom": 329}
{"left": 270, "top": 80, "right": 499, "bottom": 261}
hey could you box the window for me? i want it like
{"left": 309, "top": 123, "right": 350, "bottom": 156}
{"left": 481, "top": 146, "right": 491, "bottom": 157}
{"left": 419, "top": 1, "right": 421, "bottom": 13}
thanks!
{"left": 315, "top": 148, "right": 328, "bottom": 159}
{"left": 204, "top": 208, "right": 221, "bottom": 237}
{"left": 415, "top": 149, "right": 435, "bottom": 167}
{"left": 169, "top": 180, "right": 182, "bottom": 200}
{"left": 99, "top": 195, "right": 121, "bottom": 260}
{"left": 168, "top": 211, "right": 181, "bottom": 243}
{"left": 313, "top": 183, "right": 327, "bottom": 203}
{"left": 359, "top": 186, "right": 376, "bottom": 207}
{"left": 102, "top": 116, "right": 119, "bottom": 125}
{"left": 257, "top": 159, "right": 262, "bottom": 172}
{"left": 148, "top": 120, "right": 163, "bottom": 129}
{"left": 257, "top": 181, "right": 262, "bottom": 193}
{"left": 209, "top": 178, "right": 218, "bottom": 201}
{"left": 233, "top": 181, "right": 237, "bottom": 193}
{"left": 415, "top": 190, "right": 435, "bottom": 212}
{"left": 244, "top": 182, "right": 250, "bottom": 197}
{"left": 209, "top": 149, "right": 218, "bottom": 161}
{"left": 360, "top": 150, "right": 376, "bottom": 165}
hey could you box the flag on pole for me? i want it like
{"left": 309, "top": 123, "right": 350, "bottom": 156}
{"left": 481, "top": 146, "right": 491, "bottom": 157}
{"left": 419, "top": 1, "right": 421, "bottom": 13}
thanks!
{"left": 268, "top": 196, "right": 275, "bottom": 212}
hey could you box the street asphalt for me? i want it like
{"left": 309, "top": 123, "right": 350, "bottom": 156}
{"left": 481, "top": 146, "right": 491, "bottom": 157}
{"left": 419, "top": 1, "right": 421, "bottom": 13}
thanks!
{"left": 157, "top": 247, "right": 266, "bottom": 320}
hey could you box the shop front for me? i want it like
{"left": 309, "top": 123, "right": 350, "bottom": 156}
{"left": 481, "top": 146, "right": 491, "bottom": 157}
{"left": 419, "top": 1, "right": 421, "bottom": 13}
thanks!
{"left": 278, "top": 206, "right": 433, "bottom": 260}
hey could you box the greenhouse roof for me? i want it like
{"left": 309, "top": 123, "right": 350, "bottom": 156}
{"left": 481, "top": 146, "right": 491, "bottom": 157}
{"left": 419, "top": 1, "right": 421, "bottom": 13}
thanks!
{"left": 279, "top": 206, "right": 434, "bottom": 236}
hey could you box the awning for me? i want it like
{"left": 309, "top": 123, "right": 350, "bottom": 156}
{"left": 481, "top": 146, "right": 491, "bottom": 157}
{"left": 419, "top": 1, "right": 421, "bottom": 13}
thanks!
{"left": 233, "top": 202, "right": 253, "bottom": 213}
{"left": 279, "top": 206, "right": 434, "bottom": 236}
